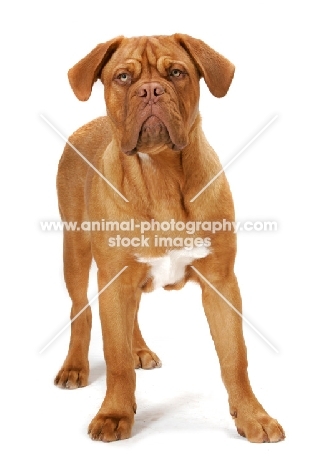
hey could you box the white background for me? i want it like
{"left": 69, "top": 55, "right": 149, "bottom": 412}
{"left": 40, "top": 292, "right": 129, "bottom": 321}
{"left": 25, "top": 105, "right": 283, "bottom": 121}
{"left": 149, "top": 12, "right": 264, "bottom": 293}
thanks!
{"left": 1, "top": 1, "right": 311, "bottom": 466}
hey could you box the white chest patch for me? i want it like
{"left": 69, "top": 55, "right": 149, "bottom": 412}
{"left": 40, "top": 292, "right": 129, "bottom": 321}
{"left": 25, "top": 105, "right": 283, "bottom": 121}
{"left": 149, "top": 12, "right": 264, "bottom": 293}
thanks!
{"left": 137, "top": 246, "right": 210, "bottom": 289}
{"left": 137, "top": 152, "right": 150, "bottom": 161}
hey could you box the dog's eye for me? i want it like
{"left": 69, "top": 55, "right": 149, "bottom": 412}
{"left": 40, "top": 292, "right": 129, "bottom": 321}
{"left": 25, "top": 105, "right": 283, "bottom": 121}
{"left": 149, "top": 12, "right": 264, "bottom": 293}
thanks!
{"left": 116, "top": 73, "right": 131, "bottom": 84}
{"left": 170, "top": 69, "right": 183, "bottom": 78}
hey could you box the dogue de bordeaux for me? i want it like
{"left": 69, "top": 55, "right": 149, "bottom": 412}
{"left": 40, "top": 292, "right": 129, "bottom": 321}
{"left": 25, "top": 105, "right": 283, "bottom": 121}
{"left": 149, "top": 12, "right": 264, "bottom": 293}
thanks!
{"left": 54, "top": 34, "right": 285, "bottom": 443}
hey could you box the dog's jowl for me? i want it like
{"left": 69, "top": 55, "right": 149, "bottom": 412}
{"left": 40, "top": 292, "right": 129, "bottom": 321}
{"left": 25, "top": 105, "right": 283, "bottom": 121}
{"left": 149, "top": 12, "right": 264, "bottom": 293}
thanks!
{"left": 54, "top": 34, "right": 285, "bottom": 443}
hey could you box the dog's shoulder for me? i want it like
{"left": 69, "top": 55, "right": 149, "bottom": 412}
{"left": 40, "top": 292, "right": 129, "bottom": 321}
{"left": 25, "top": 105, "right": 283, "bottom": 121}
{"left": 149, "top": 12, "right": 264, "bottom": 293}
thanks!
{"left": 69, "top": 116, "right": 112, "bottom": 160}
{"left": 58, "top": 116, "right": 112, "bottom": 171}
{"left": 57, "top": 116, "right": 113, "bottom": 209}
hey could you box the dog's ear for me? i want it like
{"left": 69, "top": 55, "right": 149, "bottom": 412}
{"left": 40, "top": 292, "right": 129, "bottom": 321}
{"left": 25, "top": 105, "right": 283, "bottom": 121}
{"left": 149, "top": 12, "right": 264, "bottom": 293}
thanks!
{"left": 174, "top": 34, "right": 235, "bottom": 98}
{"left": 68, "top": 37, "right": 124, "bottom": 101}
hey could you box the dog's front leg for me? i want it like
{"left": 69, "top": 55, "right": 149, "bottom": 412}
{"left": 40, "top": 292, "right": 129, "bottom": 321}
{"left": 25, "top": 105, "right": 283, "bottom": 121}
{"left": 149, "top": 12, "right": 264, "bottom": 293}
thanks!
{"left": 199, "top": 271, "right": 285, "bottom": 443}
{"left": 88, "top": 267, "right": 139, "bottom": 442}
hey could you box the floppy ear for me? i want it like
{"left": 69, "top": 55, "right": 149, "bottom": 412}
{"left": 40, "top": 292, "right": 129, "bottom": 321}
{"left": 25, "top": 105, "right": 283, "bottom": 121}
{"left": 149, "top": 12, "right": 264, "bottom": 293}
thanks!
{"left": 68, "top": 36, "right": 124, "bottom": 101}
{"left": 174, "top": 34, "right": 235, "bottom": 98}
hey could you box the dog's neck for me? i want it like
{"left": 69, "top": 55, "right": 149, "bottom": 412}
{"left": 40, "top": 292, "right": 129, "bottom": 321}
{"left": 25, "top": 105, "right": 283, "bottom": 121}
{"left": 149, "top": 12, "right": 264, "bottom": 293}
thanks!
{"left": 137, "top": 148, "right": 183, "bottom": 171}
{"left": 103, "top": 114, "right": 225, "bottom": 218}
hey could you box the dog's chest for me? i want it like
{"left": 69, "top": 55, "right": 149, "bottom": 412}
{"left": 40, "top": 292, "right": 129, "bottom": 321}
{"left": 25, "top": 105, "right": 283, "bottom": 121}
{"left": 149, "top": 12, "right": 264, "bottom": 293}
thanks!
{"left": 137, "top": 246, "right": 209, "bottom": 289}
{"left": 136, "top": 152, "right": 185, "bottom": 209}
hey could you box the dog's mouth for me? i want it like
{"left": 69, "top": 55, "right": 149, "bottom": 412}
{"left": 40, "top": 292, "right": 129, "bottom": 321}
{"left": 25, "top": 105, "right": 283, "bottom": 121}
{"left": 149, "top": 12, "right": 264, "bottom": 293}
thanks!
{"left": 122, "top": 115, "right": 186, "bottom": 156}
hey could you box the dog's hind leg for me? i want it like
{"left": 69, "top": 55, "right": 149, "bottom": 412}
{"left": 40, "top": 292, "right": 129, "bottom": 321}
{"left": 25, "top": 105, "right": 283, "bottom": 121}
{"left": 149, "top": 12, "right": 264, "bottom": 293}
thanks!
{"left": 132, "top": 309, "right": 162, "bottom": 369}
{"left": 54, "top": 230, "right": 92, "bottom": 389}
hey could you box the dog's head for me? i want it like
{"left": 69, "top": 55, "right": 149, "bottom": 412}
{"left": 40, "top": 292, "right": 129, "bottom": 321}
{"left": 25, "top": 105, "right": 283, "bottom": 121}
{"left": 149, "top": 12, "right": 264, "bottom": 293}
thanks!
{"left": 68, "top": 34, "right": 234, "bottom": 155}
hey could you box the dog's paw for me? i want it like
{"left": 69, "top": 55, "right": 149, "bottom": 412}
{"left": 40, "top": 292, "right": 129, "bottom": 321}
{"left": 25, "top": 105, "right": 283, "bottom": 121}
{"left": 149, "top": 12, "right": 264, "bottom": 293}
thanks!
{"left": 54, "top": 364, "right": 89, "bottom": 389}
{"left": 232, "top": 407, "right": 285, "bottom": 443}
{"left": 88, "top": 413, "right": 134, "bottom": 442}
{"left": 133, "top": 349, "right": 162, "bottom": 369}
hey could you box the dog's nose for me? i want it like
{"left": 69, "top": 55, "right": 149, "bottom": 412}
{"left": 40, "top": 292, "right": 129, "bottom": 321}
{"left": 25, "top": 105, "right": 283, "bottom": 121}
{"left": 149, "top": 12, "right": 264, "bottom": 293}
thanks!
{"left": 136, "top": 82, "right": 165, "bottom": 102}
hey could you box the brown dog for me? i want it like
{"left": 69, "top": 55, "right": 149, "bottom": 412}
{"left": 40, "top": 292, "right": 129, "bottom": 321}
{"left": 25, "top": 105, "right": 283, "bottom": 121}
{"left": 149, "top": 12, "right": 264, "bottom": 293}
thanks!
{"left": 54, "top": 34, "right": 285, "bottom": 443}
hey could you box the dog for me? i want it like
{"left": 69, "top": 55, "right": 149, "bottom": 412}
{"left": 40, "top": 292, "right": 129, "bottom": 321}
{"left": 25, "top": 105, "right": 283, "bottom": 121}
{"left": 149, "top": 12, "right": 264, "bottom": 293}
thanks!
{"left": 54, "top": 34, "right": 285, "bottom": 443}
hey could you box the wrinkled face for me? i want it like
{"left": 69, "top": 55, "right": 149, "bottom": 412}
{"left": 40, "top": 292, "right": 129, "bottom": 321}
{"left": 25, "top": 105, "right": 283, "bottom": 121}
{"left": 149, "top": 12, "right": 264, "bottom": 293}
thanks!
{"left": 101, "top": 36, "right": 200, "bottom": 155}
